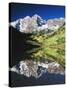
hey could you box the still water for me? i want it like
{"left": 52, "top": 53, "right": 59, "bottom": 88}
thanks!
{"left": 10, "top": 59, "right": 65, "bottom": 87}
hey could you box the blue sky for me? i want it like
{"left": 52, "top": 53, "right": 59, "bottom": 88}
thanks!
{"left": 9, "top": 3, "right": 65, "bottom": 22}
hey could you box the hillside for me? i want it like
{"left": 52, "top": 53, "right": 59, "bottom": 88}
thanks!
{"left": 27, "top": 26, "right": 65, "bottom": 67}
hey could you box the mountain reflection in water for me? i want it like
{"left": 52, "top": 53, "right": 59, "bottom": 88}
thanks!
{"left": 10, "top": 59, "right": 64, "bottom": 78}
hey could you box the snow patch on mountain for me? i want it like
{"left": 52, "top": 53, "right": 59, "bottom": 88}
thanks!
{"left": 10, "top": 14, "right": 65, "bottom": 33}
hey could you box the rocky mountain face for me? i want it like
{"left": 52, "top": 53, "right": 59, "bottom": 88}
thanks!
{"left": 10, "top": 14, "right": 65, "bottom": 33}
{"left": 10, "top": 60, "right": 64, "bottom": 78}
{"left": 47, "top": 18, "right": 65, "bottom": 30}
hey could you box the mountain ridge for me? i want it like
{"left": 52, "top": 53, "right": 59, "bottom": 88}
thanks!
{"left": 10, "top": 14, "right": 65, "bottom": 33}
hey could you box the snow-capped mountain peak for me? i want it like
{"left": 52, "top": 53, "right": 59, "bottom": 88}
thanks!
{"left": 10, "top": 14, "right": 47, "bottom": 33}
{"left": 10, "top": 14, "right": 65, "bottom": 33}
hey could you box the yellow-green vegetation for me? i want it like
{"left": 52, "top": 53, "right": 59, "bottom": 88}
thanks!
{"left": 27, "top": 26, "right": 65, "bottom": 67}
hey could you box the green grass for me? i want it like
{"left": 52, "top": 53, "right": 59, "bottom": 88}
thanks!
{"left": 27, "top": 26, "right": 65, "bottom": 67}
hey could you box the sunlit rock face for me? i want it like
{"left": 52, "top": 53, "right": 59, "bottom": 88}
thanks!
{"left": 47, "top": 18, "right": 65, "bottom": 30}
{"left": 10, "top": 14, "right": 65, "bottom": 33}
{"left": 10, "top": 60, "right": 64, "bottom": 78}
{"left": 10, "top": 14, "right": 46, "bottom": 33}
